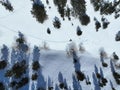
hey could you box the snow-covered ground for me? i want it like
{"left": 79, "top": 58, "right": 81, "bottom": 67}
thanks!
{"left": 0, "top": 0, "right": 120, "bottom": 56}
{"left": 0, "top": 0, "right": 120, "bottom": 90}
{"left": 39, "top": 49, "right": 120, "bottom": 90}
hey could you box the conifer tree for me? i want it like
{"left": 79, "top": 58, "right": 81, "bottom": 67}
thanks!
{"left": 31, "top": 0, "right": 48, "bottom": 23}
{"left": 76, "top": 26, "right": 82, "bottom": 36}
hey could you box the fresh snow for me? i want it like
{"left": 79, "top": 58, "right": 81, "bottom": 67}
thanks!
{"left": 0, "top": 0, "right": 120, "bottom": 90}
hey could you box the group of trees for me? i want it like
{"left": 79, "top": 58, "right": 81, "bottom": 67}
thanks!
{"left": 31, "top": 0, "right": 48, "bottom": 23}
{"left": 0, "top": 32, "right": 120, "bottom": 90}
{"left": 0, "top": 0, "right": 14, "bottom": 11}
{"left": 71, "top": 0, "right": 90, "bottom": 25}
{"left": 94, "top": 17, "right": 110, "bottom": 32}
{"left": 91, "top": 0, "right": 120, "bottom": 19}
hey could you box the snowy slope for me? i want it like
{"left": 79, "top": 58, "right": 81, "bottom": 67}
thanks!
{"left": 0, "top": 0, "right": 120, "bottom": 56}
{"left": 0, "top": 0, "right": 120, "bottom": 90}
{"left": 39, "top": 49, "right": 120, "bottom": 90}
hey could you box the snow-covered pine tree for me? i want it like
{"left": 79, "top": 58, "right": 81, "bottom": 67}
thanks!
{"left": 31, "top": 0, "right": 48, "bottom": 23}
{"left": 53, "top": 0, "right": 67, "bottom": 20}
{"left": 53, "top": 16, "right": 61, "bottom": 29}
{"left": 31, "top": 46, "right": 41, "bottom": 89}
{"left": 33, "top": 0, "right": 44, "bottom": 7}
{"left": 66, "top": 40, "right": 77, "bottom": 57}
{"left": 115, "top": 31, "right": 120, "bottom": 41}
{"left": 46, "top": 0, "right": 49, "bottom": 5}
{"left": 32, "top": 46, "right": 47, "bottom": 90}
{"left": 110, "top": 60, "right": 120, "bottom": 84}
{"left": 99, "top": 48, "right": 108, "bottom": 67}
{"left": 0, "top": 45, "right": 9, "bottom": 90}
{"left": 112, "top": 52, "right": 119, "bottom": 60}
{"left": 94, "top": 17, "right": 101, "bottom": 31}
{"left": 47, "top": 27, "right": 51, "bottom": 34}
{"left": 71, "top": 0, "right": 90, "bottom": 25}
{"left": 76, "top": 26, "right": 82, "bottom": 36}
{"left": 0, "top": 0, "right": 14, "bottom": 11}
{"left": 7, "top": 32, "right": 30, "bottom": 90}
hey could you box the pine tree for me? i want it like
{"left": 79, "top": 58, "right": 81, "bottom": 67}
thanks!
{"left": 94, "top": 17, "right": 101, "bottom": 31}
{"left": 47, "top": 28, "right": 51, "bottom": 34}
{"left": 31, "top": 0, "right": 48, "bottom": 23}
{"left": 31, "top": 46, "right": 41, "bottom": 89}
{"left": 76, "top": 26, "right": 82, "bottom": 36}
{"left": 115, "top": 31, "right": 120, "bottom": 41}
{"left": 53, "top": 0, "right": 67, "bottom": 19}
{"left": 0, "top": 0, "right": 14, "bottom": 11}
{"left": 0, "top": 45, "right": 9, "bottom": 90}
{"left": 53, "top": 16, "right": 61, "bottom": 29}
{"left": 112, "top": 52, "right": 119, "bottom": 60}
{"left": 7, "top": 32, "right": 29, "bottom": 90}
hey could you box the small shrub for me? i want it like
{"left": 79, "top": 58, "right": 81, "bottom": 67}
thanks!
{"left": 76, "top": 71, "right": 85, "bottom": 81}
{"left": 101, "top": 77, "right": 108, "bottom": 86}
{"left": 96, "top": 73, "right": 101, "bottom": 79}
{"left": 59, "top": 83, "right": 64, "bottom": 89}
{"left": 113, "top": 72, "right": 120, "bottom": 84}
{"left": 102, "top": 62, "right": 108, "bottom": 67}
{"left": 12, "top": 62, "right": 27, "bottom": 78}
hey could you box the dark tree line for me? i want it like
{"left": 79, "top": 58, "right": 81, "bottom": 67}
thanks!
{"left": 0, "top": 0, "right": 14, "bottom": 11}
{"left": 91, "top": 0, "right": 120, "bottom": 19}
{"left": 31, "top": 0, "right": 48, "bottom": 23}
{"left": 71, "top": 0, "right": 90, "bottom": 25}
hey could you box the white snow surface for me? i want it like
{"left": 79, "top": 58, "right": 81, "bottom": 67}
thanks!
{"left": 0, "top": 0, "right": 120, "bottom": 89}
{"left": 0, "top": 0, "right": 120, "bottom": 56}
{"left": 37, "top": 49, "right": 120, "bottom": 90}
